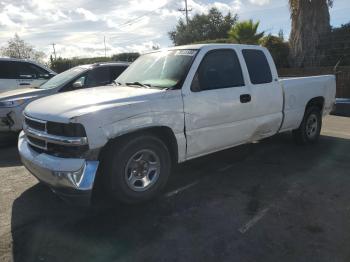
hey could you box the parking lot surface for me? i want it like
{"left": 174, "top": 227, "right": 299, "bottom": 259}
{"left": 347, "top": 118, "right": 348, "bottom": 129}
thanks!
{"left": 1, "top": 115, "right": 350, "bottom": 262}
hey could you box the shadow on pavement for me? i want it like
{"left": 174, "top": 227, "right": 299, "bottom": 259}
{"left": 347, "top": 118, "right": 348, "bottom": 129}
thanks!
{"left": 0, "top": 147, "right": 21, "bottom": 168}
{"left": 11, "top": 133, "right": 350, "bottom": 262}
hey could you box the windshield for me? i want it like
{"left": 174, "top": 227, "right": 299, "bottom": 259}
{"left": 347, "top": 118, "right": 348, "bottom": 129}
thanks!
{"left": 38, "top": 66, "right": 88, "bottom": 89}
{"left": 116, "top": 49, "right": 198, "bottom": 89}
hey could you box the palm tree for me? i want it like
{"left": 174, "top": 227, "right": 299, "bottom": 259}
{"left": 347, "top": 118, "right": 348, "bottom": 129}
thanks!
{"left": 228, "top": 20, "right": 264, "bottom": 45}
{"left": 289, "top": 0, "right": 333, "bottom": 67}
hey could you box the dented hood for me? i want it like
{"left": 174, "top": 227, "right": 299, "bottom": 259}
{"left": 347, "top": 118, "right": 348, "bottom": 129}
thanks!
{"left": 24, "top": 85, "right": 164, "bottom": 122}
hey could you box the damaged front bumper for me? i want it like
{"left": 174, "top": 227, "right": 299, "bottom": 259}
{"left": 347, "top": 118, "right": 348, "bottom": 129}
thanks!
{"left": 18, "top": 131, "right": 99, "bottom": 206}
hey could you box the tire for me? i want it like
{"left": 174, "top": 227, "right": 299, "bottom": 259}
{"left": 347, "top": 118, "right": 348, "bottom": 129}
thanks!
{"left": 292, "top": 106, "right": 322, "bottom": 145}
{"left": 101, "top": 134, "right": 171, "bottom": 203}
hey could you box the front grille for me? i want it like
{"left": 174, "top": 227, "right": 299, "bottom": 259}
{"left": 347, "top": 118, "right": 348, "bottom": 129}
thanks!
{"left": 25, "top": 117, "right": 46, "bottom": 131}
{"left": 47, "top": 122, "right": 86, "bottom": 137}
{"left": 27, "top": 135, "right": 46, "bottom": 149}
{"left": 23, "top": 115, "right": 89, "bottom": 158}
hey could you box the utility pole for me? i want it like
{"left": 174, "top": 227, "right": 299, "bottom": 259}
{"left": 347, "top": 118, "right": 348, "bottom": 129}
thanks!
{"left": 104, "top": 36, "right": 107, "bottom": 58}
{"left": 51, "top": 43, "right": 56, "bottom": 60}
{"left": 178, "top": 0, "right": 192, "bottom": 25}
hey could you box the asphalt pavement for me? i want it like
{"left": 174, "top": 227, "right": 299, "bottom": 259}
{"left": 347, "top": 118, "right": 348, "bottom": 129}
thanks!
{"left": 1, "top": 115, "right": 350, "bottom": 262}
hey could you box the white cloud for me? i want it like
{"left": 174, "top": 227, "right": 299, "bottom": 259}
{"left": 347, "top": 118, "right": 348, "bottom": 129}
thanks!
{"left": 76, "top": 8, "right": 98, "bottom": 22}
{"left": 0, "top": 0, "right": 279, "bottom": 60}
{"left": 249, "top": 0, "right": 270, "bottom": 6}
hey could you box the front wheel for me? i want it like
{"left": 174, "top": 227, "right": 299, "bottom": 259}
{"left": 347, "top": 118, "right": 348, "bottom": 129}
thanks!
{"left": 101, "top": 134, "right": 171, "bottom": 203}
{"left": 292, "top": 106, "right": 322, "bottom": 145}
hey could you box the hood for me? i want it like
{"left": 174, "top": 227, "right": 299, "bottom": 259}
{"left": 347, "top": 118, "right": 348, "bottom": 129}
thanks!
{"left": 24, "top": 85, "right": 164, "bottom": 122}
{"left": 0, "top": 88, "right": 51, "bottom": 101}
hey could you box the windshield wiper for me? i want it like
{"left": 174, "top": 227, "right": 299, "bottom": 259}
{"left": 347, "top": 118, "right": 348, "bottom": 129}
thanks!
{"left": 125, "top": 82, "right": 151, "bottom": 88}
{"left": 113, "top": 80, "right": 122, "bottom": 86}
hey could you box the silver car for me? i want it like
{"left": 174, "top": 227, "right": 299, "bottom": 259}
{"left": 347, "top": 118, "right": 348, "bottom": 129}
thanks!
{"left": 0, "top": 62, "right": 129, "bottom": 133}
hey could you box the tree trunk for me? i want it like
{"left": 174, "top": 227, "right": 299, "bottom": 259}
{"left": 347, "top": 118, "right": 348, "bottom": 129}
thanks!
{"left": 289, "top": 0, "right": 331, "bottom": 67}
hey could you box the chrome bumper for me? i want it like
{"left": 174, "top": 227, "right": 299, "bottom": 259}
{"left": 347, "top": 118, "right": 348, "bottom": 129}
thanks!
{"left": 18, "top": 131, "right": 99, "bottom": 206}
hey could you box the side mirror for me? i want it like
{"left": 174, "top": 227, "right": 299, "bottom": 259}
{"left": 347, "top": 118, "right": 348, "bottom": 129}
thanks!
{"left": 40, "top": 73, "right": 55, "bottom": 79}
{"left": 48, "top": 73, "right": 56, "bottom": 79}
{"left": 72, "top": 81, "right": 83, "bottom": 89}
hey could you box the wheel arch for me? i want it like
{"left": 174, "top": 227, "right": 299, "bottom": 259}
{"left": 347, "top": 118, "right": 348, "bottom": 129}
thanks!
{"left": 305, "top": 96, "right": 325, "bottom": 112}
{"left": 99, "top": 125, "right": 179, "bottom": 164}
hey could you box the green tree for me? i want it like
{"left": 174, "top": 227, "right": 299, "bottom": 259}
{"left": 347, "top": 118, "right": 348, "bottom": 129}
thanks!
{"left": 0, "top": 34, "right": 45, "bottom": 63}
{"left": 112, "top": 52, "right": 140, "bottom": 62}
{"left": 319, "top": 22, "right": 350, "bottom": 66}
{"left": 169, "top": 7, "right": 237, "bottom": 46}
{"left": 260, "top": 35, "right": 290, "bottom": 68}
{"left": 228, "top": 20, "right": 264, "bottom": 45}
{"left": 289, "top": 0, "right": 333, "bottom": 67}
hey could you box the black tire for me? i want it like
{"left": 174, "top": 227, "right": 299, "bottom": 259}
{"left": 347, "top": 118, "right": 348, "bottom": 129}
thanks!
{"left": 101, "top": 134, "right": 171, "bottom": 203}
{"left": 292, "top": 106, "right": 322, "bottom": 145}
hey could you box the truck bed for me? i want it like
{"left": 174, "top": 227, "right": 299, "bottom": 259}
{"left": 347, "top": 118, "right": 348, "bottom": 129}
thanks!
{"left": 279, "top": 75, "right": 336, "bottom": 132}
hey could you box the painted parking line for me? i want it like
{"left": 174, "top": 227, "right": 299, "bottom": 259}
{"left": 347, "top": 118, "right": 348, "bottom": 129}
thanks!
{"left": 238, "top": 207, "right": 270, "bottom": 234}
{"left": 165, "top": 180, "right": 200, "bottom": 197}
{"left": 218, "top": 164, "right": 234, "bottom": 172}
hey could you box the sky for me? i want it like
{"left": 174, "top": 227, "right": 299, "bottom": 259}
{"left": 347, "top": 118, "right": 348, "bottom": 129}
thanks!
{"left": 0, "top": 0, "right": 349, "bottom": 59}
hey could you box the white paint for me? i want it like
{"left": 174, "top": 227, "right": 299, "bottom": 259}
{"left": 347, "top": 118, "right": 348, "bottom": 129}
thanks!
{"left": 238, "top": 207, "right": 270, "bottom": 234}
{"left": 165, "top": 180, "right": 200, "bottom": 198}
{"left": 22, "top": 44, "right": 336, "bottom": 165}
{"left": 218, "top": 164, "right": 234, "bottom": 172}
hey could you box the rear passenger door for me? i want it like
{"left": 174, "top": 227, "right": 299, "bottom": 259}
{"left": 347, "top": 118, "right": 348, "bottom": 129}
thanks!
{"left": 183, "top": 48, "right": 256, "bottom": 158}
{"left": 241, "top": 49, "right": 283, "bottom": 140}
{"left": 0, "top": 61, "right": 17, "bottom": 92}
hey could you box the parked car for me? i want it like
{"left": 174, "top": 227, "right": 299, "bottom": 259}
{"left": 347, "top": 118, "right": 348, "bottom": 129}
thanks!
{"left": 0, "top": 58, "right": 56, "bottom": 93}
{"left": 18, "top": 44, "right": 336, "bottom": 206}
{"left": 0, "top": 62, "right": 129, "bottom": 133}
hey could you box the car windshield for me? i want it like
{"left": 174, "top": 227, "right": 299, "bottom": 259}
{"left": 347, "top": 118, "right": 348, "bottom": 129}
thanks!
{"left": 116, "top": 49, "right": 198, "bottom": 89}
{"left": 38, "top": 66, "right": 88, "bottom": 89}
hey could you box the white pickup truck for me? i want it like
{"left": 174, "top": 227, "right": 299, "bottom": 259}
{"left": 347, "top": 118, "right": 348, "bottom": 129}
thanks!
{"left": 18, "top": 44, "right": 336, "bottom": 205}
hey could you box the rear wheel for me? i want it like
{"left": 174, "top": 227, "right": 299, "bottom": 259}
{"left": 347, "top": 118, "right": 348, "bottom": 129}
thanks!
{"left": 292, "top": 106, "right": 322, "bottom": 145}
{"left": 101, "top": 134, "right": 171, "bottom": 203}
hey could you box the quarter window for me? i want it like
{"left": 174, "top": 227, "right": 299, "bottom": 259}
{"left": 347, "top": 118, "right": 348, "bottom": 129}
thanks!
{"left": 191, "top": 49, "right": 244, "bottom": 92}
{"left": 242, "top": 49, "right": 272, "bottom": 85}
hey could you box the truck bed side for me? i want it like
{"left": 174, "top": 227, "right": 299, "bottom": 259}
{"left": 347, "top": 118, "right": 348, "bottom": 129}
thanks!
{"left": 279, "top": 75, "right": 336, "bottom": 132}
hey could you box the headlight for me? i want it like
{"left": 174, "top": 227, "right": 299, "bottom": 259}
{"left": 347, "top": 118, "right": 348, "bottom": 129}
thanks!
{"left": 0, "top": 97, "right": 34, "bottom": 108}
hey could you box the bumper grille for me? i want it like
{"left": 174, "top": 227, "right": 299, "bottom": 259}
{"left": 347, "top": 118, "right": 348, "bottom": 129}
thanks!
{"left": 23, "top": 115, "right": 89, "bottom": 158}
{"left": 25, "top": 117, "right": 46, "bottom": 131}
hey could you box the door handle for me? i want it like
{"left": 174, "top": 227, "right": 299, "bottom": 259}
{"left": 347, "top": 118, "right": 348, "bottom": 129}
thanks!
{"left": 240, "top": 94, "right": 251, "bottom": 103}
{"left": 19, "top": 83, "right": 30, "bottom": 86}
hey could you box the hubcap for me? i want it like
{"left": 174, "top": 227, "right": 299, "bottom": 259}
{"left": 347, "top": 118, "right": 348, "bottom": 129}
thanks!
{"left": 124, "top": 149, "right": 160, "bottom": 192}
{"left": 306, "top": 114, "right": 318, "bottom": 138}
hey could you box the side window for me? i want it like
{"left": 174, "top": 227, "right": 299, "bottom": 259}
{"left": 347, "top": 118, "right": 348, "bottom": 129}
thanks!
{"left": 0, "top": 61, "right": 16, "bottom": 79}
{"left": 16, "top": 62, "right": 47, "bottom": 79}
{"left": 86, "top": 67, "right": 110, "bottom": 87}
{"left": 242, "top": 49, "right": 272, "bottom": 85}
{"left": 191, "top": 49, "right": 244, "bottom": 92}
{"left": 110, "top": 66, "right": 127, "bottom": 81}
{"left": 29, "top": 64, "right": 50, "bottom": 79}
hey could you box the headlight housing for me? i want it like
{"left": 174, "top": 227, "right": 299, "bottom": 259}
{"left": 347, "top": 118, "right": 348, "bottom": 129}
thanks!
{"left": 0, "top": 97, "right": 34, "bottom": 108}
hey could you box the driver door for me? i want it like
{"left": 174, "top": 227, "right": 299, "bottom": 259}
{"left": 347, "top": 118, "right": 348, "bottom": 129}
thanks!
{"left": 182, "top": 48, "right": 255, "bottom": 159}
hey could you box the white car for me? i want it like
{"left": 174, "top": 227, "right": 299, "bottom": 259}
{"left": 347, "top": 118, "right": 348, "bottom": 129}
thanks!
{"left": 0, "top": 62, "right": 129, "bottom": 133}
{"left": 0, "top": 58, "right": 56, "bottom": 92}
{"left": 18, "top": 44, "right": 336, "bottom": 205}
